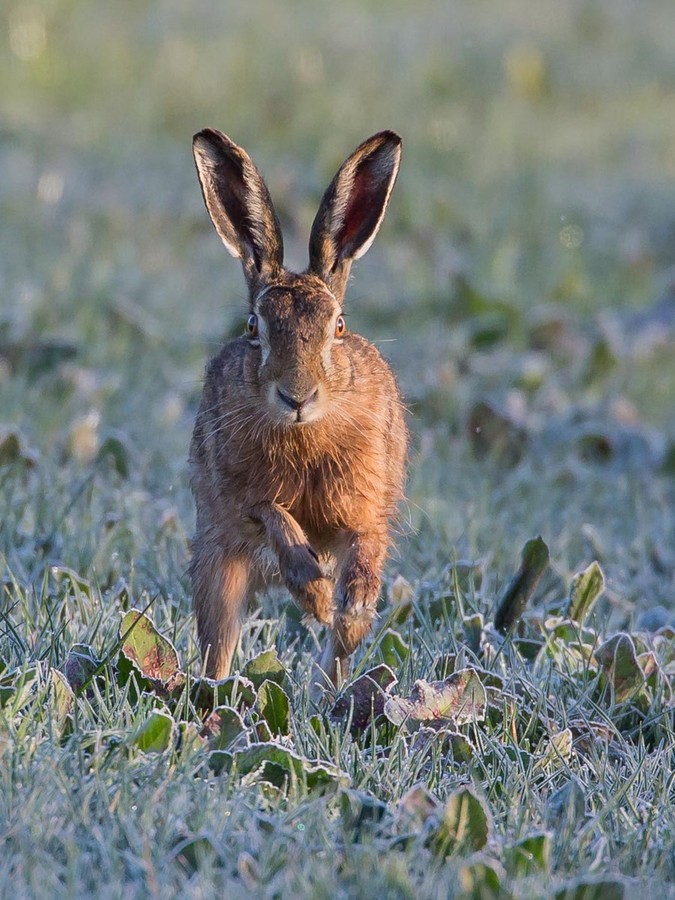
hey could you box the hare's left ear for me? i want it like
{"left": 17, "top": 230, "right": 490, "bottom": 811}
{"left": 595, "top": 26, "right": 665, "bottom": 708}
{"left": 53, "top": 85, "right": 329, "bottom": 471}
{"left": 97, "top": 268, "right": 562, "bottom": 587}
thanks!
{"left": 308, "top": 131, "right": 401, "bottom": 301}
{"left": 193, "top": 128, "right": 284, "bottom": 293}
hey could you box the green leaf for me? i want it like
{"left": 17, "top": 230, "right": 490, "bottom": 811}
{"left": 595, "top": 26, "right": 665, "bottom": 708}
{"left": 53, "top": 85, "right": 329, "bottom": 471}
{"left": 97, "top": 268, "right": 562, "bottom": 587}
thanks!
{"left": 397, "top": 785, "right": 439, "bottom": 828}
{"left": 225, "top": 742, "right": 348, "bottom": 792}
{"left": 554, "top": 877, "right": 625, "bottom": 900}
{"left": 201, "top": 705, "right": 246, "bottom": 751}
{"left": 190, "top": 675, "right": 256, "bottom": 713}
{"left": 462, "top": 613, "right": 484, "bottom": 655}
{"left": 120, "top": 609, "right": 183, "bottom": 686}
{"left": 0, "top": 425, "right": 38, "bottom": 468}
{"left": 430, "top": 788, "right": 491, "bottom": 858}
{"left": 256, "top": 680, "right": 291, "bottom": 736}
{"left": 242, "top": 649, "right": 287, "bottom": 689}
{"left": 504, "top": 832, "right": 551, "bottom": 877}
{"left": 384, "top": 669, "right": 486, "bottom": 730}
{"left": 96, "top": 432, "right": 131, "bottom": 477}
{"left": 132, "top": 709, "right": 176, "bottom": 753}
{"left": 457, "top": 857, "right": 508, "bottom": 900}
{"left": 596, "top": 633, "right": 644, "bottom": 702}
{"left": 379, "top": 629, "right": 410, "bottom": 668}
{"left": 567, "top": 561, "right": 605, "bottom": 624}
{"left": 330, "top": 664, "right": 397, "bottom": 733}
{"left": 494, "top": 537, "right": 549, "bottom": 633}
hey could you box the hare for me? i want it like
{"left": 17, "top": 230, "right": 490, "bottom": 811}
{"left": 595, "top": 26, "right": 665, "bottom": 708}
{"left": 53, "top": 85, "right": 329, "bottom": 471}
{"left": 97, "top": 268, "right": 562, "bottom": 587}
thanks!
{"left": 189, "top": 127, "right": 408, "bottom": 691}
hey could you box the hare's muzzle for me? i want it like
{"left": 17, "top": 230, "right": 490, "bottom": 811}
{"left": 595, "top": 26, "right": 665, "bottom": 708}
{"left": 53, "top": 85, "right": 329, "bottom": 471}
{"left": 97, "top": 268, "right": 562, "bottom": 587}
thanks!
{"left": 270, "top": 382, "right": 322, "bottom": 424}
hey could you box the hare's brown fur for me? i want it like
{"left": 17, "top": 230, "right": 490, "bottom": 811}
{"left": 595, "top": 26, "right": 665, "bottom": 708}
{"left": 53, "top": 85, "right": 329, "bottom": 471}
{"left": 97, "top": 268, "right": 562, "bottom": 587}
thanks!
{"left": 189, "top": 129, "right": 407, "bottom": 689}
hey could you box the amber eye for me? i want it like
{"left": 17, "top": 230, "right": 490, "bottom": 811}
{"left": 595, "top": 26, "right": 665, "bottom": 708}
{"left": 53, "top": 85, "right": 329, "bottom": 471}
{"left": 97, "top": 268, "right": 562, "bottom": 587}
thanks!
{"left": 335, "top": 315, "right": 346, "bottom": 338}
{"left": 246, "top": 313, "right": 258, "bottom": 336}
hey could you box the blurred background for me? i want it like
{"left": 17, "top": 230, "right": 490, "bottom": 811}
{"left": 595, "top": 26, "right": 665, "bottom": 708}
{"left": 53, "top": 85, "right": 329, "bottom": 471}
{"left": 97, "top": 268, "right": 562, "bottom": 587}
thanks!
{"left": 2, "top": 0, "right": 675, "bottom": 623}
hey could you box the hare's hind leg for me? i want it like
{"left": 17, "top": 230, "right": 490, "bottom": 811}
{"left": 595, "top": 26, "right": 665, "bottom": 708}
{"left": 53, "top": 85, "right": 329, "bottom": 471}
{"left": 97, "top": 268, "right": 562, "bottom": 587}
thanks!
{"left": 191, "top": 541, "right": 251, "bottom": 680}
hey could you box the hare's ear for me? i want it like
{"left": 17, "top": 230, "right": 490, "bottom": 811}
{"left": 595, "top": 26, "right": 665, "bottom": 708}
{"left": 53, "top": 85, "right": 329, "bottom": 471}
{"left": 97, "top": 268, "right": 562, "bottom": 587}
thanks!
{"left": 193, "top": 128, "right": 284, "bottom": 291}
{"left": 308, "top": 130, "right": 401, "bottom": 299}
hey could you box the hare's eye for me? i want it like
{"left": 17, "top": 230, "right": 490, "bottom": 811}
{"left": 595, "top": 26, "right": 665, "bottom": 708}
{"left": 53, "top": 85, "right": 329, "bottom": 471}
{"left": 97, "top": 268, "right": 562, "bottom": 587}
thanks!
{"left": 335, "top": 315, "right": 346, "bottom": 338}
{"left": 246, "top": 314, "right": 258, "bottom": 336}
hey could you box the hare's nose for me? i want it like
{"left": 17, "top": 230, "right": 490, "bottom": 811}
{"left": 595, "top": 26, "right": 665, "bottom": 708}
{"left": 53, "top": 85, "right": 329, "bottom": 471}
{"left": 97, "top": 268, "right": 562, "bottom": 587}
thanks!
{"left": 276, "top": 386, "right": 318, "bottom": 411}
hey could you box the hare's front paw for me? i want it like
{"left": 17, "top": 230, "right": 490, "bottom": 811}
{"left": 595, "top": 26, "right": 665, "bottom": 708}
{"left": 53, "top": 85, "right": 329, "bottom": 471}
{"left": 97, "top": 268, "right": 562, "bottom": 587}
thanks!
{"left": 281, "top": 545, "right": 335, "bottom": 625}
{"left": 337, "top": 564, "right": 380, "bottom": 617}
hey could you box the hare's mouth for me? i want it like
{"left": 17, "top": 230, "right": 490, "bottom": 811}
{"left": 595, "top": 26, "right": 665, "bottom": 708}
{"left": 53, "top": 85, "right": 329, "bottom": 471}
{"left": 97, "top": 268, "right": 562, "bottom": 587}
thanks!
{"left": 268, "top": 384, "right": 324, "bottom": 425}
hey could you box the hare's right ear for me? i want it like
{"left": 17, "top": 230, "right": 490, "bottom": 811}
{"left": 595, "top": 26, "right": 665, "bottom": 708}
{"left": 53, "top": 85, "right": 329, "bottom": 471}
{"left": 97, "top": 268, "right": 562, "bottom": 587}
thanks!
{"left": 308, "top": 130, "right": 401, "bottom": 300}
{"left": 193, "top": 129, "right": 284, "bottom": 292}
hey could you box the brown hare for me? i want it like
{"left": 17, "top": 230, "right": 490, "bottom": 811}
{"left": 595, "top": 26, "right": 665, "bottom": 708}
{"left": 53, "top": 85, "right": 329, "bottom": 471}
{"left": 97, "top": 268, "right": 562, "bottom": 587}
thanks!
{"left": 189, "top": 128, "right": 408, "bottom": 691}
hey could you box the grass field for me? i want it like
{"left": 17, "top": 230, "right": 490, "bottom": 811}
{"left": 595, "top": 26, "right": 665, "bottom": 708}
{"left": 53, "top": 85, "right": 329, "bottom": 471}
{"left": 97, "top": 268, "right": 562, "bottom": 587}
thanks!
{"left": 2, "top": 1, "right": 675, "bottom": 896}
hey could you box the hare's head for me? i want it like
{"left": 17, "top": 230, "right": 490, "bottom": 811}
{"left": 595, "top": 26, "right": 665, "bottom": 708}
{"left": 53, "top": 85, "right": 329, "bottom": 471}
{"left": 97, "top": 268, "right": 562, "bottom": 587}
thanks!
{"left": 192, "top": 128, "right": 401, "bottom": 425}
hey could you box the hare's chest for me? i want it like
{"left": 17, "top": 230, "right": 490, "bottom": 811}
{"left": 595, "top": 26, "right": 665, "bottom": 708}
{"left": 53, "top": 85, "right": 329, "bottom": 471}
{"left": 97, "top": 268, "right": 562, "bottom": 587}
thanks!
{"left": 273, "top": 455, "right": 354, "bottom": 533}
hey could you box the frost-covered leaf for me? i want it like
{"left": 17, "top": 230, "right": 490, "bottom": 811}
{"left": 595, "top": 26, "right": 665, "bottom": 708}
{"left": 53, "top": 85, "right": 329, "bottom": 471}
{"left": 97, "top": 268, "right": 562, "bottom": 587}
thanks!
{"left": 397, "top": 785, "right": 439, "bottom": 828}
{"left": 201, "top": 705, "right": 246, "bottom": 751}
{"left": 596, "top": 633, "right": 644, "bottom": 702}
{"left": 331, "top": 664, "right": 397, "bottom": 733}
{"left": 379, "top": 629, "right": 410, "bottom": 668}
{"left": 494, "top": 537, "right": 549, "bottom": 633}
{"left": 256, "top": 680, "right": 291, "bottom": 736}
{"left": 462, "top": 613, "right": 484, "bottom": 655}
{"left": 429, "top": 788, "right": 491, "bottom": 858}
{"left": 132, "top": 709, "right": 176, "bottom": 753}
{"left": 120, "top": 610, "right": 182, "bottom": 686}
{"left": 190, "top": 675, "right": 256, "bottom": 713}
{"left": 242, "top": 649, "right": 287, "bottom": 689}
{"left": 457, "top": 856, "right": 506, "bottom": 899}
{"left": 384, "top": 669, "right": 486, "bottom": 730}
{"left": 567, "top": 561, "right": 605, "bottom": 624}
{"left": 219, "top": 742, "right": 348, "bottom": 792}
{"left": 504, "top": 832, "right": 551, "bottom": 877}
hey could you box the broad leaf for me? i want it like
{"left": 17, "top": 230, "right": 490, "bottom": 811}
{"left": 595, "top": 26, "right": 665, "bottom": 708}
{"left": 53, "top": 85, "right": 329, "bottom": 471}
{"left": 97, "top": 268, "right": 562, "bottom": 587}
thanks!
{"left": 242, "top": 649, "right": 287, "bottom": 689}
{"left": 132, "top": 709, "right": 176, "bottom": 753}
{"left": 331, "top": 664, "right": 397, "bottom": 733}
{"left": 504, "top": 832, "right": 551, "bottom": 877}
{"left": 120, "top": 610, "right": 182, "bottom": 686}
{"left": 494, "top": 537, "right": 549, "bottom": 633}
{"left": 190, "top": 675, "right": 256, "bottom": 713}
{"left": 596, "top": 633, "right": 644, "bottom": 702}
{"left": 218, "top": 742, "right": 348, "bottom": 792}
{"left": 201, "top": 705, "right": 247, "bottom": 751}
{"left": 429, "top": 788, "right": 491, "bottom": 857}
{"left": 567, "top": 561, "right": 605, "bottom": 624}
{"left": 384, "top": 669, "right": 486, "bottom": 730}
{"left": 457, "top": 857, "right": 507, "bottom": 900}
{"left": 379, "top": 629, "right": 410, "bottom": 668}
{"left": 256, "top": 680, "right": 291, "bottom": 736}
